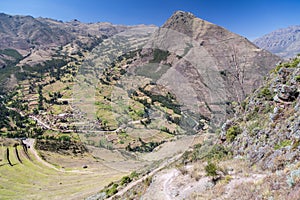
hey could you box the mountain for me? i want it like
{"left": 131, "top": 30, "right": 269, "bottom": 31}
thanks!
{"left": 0, "top": 11, "right": 286, "bottom": 200}
{"left": 253, "top": 25, "right": 300, "bottom": 59}
{"left": 146, "top": 11, "right": 282, "bottom": 126}
{"left": 118, "top": 55, "right": 300, "bottom": 200}
{"left": 0, "top": 12, "right": 138, "bottom": 69}
{"left": 0, "top": 13, "right": 149, "bottom": 90}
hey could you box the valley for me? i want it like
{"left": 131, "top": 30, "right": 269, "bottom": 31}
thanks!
{"left": 0, "top": 10, "right": 299, "bottom": 200}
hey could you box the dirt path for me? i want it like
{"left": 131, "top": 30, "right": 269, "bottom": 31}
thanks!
{"left": 23, "top": 138, "right": 91, "bottom": 173}
{"left": 23, "top": 139, "right": 63, "bottom": 171}
{"left": 29, "top": 116, "right": 53, "bottom": 130}
{"left": 108, "top": 152, "right": 184, "bottom": 200}
{"left": 142, "top": 167, "right": 211, "bottom": 200}
{"left": 162, "top": 169, "right": 179, "bottom": 200}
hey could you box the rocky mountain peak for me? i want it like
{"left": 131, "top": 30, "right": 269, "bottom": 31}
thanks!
{"left": 171, "top": 10, "right": 196, "bottom": 19}
{"left": 162, "top": 11, "right": 196, "bottom": 36}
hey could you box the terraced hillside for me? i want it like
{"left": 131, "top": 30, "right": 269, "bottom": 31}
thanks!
{"left": 0, "top": 139, "right": 136, "bottom": 200}
{"left": 114, "top": 56, "right": 300, "bottom": 200}
{"left": 0, "top": 11, "right": 284, "bottom": 199}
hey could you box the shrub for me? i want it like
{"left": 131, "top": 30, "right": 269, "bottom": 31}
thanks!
{"left": 120, "top": 176, "right": 132, "bottom": 185}
{"left": 105, "top": 183, "right": 118, "bottom": 197}
{"left": 226, "top": 125, "right": 242, "bottom": 142}
{"left": 205, "top": 162, "right": 218, "bottom": 177}
{"left": 205, "top": 144, "right": 230, "bottom": 160}
{"left": 273, "top": 57, "right": 300, "bottom": 73}
{"left": 143, "top": 176, "right": 152, "bottom": 186}
{"left": 130, "top": 171, "right": 139, "bottom": 179}
{"left": 258, "top": 87, "right": 273, "bottom": 100}
{"left": 58, "top": 134, "right": 71, "bottom": 141}
{"left": 224, "top": 175, "right": 232, "bottom": 183}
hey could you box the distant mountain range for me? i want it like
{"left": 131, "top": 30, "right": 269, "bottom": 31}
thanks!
{"left": 254, "top": 25, "right": 300, "bottom": 59}
{"left": 0, "top": 12, "right": 153, "bottom": 68}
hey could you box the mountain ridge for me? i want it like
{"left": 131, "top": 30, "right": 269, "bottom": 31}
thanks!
{"left": 254, "top": 25, "right": 300, "bottom": 59}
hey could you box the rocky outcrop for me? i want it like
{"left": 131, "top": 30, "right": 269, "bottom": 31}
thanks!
{"left": 222, "top": 56, "right": 300, "bottom": 171}
{"left": 253, "top": 26, "right": 300, "bottom": 59}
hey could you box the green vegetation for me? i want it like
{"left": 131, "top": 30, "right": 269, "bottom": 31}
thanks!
{"left": 274, "top": 140, "right": 292, "bottom": 150}
{"left": 120, "top": 176, "right": 132, "bottom": 185}
{"left": 0, "top": 97, "right": 9, "bottom": 130}
{"left": 205, "top": 162, "right": 218, "bottom": 177}
{"left": 226, "top": 125, "right": 242, "bottom": 142}
{"left": 139, "top": 86, "right": 181, "bottom": 115}
{"left": 245, "top": 106, "right": 260, "bottom": 121}
{"left": 0, "top": 145, "right": 125, "bottom": 199}
{"left": 104, "top": 182, "right": 118, "bottom": 197}
{"left": 126, "top": 138, "right": 163, "bottom": 153}
{"left": 247, "top": 121, "right": 261, "bottom": 136}
{"left": 182, "top": 142, "right": 230, "bottom": 164}
{"left": 135, "top": 63, "right": 171, "bottom": 81}
{"left": 257, "top": 87, "right": 273, "bottom": 100}
{"left": 160, "top": 126, "right": 175, "bottom": 134}
{"left": 0, "top": 49, "right": 23, "bottom": 60}
{"left": 143, "top": 176, "right": 152, "bottom": 186}
{"left": 150, "top": 49, "right": 170, "bottom": 63}
{"left": 205, "top": 144, "right": 231, "bottom": 160}
{"left": 273, "top": 57, "right": 300, "bottom": 73}
{"left": 130, "top": 171, "right": 139, "bottom": 179}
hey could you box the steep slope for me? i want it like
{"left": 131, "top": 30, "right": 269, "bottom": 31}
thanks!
{"left": 254, "top": 25, "right": 300, "bottom": 59}
{"left": 115, "top": 57, "right": 300, "bottom": 200}
{"left": 138, "top": 11, "right": 281, "bottom": 126}
{"left": 221, "top": 56, "right": 300, "bottom": 171}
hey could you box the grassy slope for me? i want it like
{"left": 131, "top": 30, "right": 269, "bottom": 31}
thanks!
{"left": 0, "top": 146, "right": 126, "bottom": 200}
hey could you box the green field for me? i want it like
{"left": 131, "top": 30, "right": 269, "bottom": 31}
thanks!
{"left": 0, "top": 145, "right": 128, "bottom": 200}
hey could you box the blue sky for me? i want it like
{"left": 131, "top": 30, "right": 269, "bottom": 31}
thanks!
{"left": 1, "top": 0, "right": 300, "bottom": 40}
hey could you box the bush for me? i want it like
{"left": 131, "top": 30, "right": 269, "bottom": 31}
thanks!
{"left": 205, "top": 144, "right": 230, "bottom": 160}
{"left": 130, "top": 171, "right": 139, "bottom": 179}
{"left": 258, "top": 87, "right": 273, "bottom": 100}
{"left": 120, "top": 176, "right": 132, "bottom": 185}
{"left": 143, "top": 176, "right": 152, "bottom": 186}
{"left": 205, "top": 162, "right": 218, "bottom": 177}
{"left": 105, "top": 183, "right": 118, "bottom": 197}
{"left": 59, "top": 134, "right": 71, "bottom": 141}
{"left": 226, "top": 125, "right": 242, "bottom": 142}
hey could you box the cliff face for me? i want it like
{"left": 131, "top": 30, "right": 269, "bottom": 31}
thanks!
{"left": 254, "top": 26, "right": 300, "bottom": 59}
